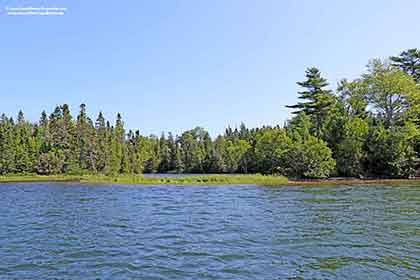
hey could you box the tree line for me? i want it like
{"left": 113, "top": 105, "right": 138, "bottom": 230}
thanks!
{"left": 1, "top": 48, "right": 420, "bottom": 178}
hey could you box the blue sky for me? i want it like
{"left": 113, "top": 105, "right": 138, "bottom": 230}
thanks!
{"left": 1, "top": 0, "right": 420, "bottom": 136}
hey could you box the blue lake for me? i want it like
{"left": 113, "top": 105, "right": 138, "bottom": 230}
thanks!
{"left": 0, "top": 183, "right": 419, "bottom": 279}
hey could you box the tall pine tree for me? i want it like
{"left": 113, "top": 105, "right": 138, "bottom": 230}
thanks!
{"left": 287, "top": 67, "right": 336, "bottom": 136}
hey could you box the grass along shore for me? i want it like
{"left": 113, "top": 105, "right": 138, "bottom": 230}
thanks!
{"left": 2, "top": 174, "right": 420, "bottom": 186}
{"left": 0, "top": 174, "right": 288, "bottom": 186}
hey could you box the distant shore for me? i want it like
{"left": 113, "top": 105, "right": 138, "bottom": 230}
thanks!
{"left": 2, "top": 174, "right": 420, "bottom": 186}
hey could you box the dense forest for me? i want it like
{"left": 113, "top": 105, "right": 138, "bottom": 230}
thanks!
{"left": 1, "top": 49, "right": 420, "bottom": 179}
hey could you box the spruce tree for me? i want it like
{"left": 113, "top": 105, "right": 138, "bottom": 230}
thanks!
{"left": 109, "top": 113, "right": 126, "bottom": 174}
{"left": 76, "top": 104, "right": 89, "bottom": 170}
{"left": 61, "top": 104, "right": 78, "bottom": 173}
{"left": 95, "top": 112, "right": 109, "bottom": 173}
{"left": 14, "top": 111, "right": 34, "bottom": 173}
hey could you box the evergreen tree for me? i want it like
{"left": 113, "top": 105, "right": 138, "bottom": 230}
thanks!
{"left": 36, "top": 149, "right": 65, "bottom": 175}
{"left": 108, "top": 114, "right": 124, "bottom": 174}
{"left": 38, "top": 110, "right": 50, "bottom": 153}
{"left": 287, "top": 67, "right": 336, "bottom": 136}
{"left": 390, "top": 48, "right": 420, "bottom": 83}
{"left": 0, "top": 115, "right": 16, "bottom": 174}
{"left": 14, "top": 111, "right": 35, "bottom": 173}
{"left": 95, "top": 112, "right": 109, "bottom": 172}
{"left": 76, "top": 104, "right": 96, "bottom": 172}
{"left": 61, "top": 104, "right": 78, "bottom": 173}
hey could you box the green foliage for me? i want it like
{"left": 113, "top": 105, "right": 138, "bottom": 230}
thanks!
{"left": 95, "top": 112, "right": 109, "bottom": 172}
{"left": 362, "top": 59, "right": 420, "bottom": 126}
{"left": 254, "top": 127, "right": 335, "bottom": 178}
{"left": 225, "top": 139, "right": 250, "bottom": 173}
{"left": 255, "top": 128, "right": 292, "bottom": 173}
{"left": 337, "top": 79, "right": 368, "bottom": 117}
{"left": 0, "top": 115, "right": 17, "bottom": 174}
{"left": 336, "top": 117, "right": 369, "bottom": 177}
{"left": 15, "top": 120, "right": 37, "bottom": 173}
{"left": 213, "top": 136, "right": 228, "bottom": 173}
{"left": 178, "top": 127, "right": 210, "bottom": 173}
{"left": 2, "top": 48, "right": 420, "bottom": 180}
{"left": 364, "top": 122, "right": 419, "bottom": 178}
{"left": 286, "top": 113, "right": 312, "bottom": 140}
{"left": 282, "top": 136, "right": 336, "bottom": 179}
{"left": 36, "top": 149, "right": 65, "bottom": 175}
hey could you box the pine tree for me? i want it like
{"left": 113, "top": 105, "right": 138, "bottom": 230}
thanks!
{"left": 391, "top": 48, "right": 420, "bottom": 83}
{"left": 287, "top": 67, "right": 336, "bottom": 136}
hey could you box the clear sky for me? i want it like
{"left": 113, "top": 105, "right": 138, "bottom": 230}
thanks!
{"left": 2, "top": 0, "right": 420, "bottom": 136}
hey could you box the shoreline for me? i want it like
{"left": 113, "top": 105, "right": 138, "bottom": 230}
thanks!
{"left": 1, "top": 174, "right": 420, "bottom": 186}
{"left": 288, "top": 178, "right": 420, "bottom": 186}
{"left": 0, "top": 174, "right": 287, "bottom": 186}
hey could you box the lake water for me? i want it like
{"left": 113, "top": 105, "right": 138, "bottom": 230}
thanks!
{"left": 0, "top": 183, "right": 419, "bottom": 279}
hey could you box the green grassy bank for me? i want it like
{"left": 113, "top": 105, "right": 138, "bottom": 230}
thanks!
{"left": 2, "top": 174, "right": 420, "bottom": 186}
{"left": 0, "top": 174, "right": 82, "bottom": 183}
{"left": 0, "top": 174, "right": 288, "bottom": 186}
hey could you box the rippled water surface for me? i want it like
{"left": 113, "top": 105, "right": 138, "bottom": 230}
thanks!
{"left": 0, "top": 183, "right": 419, "bottom": 279}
